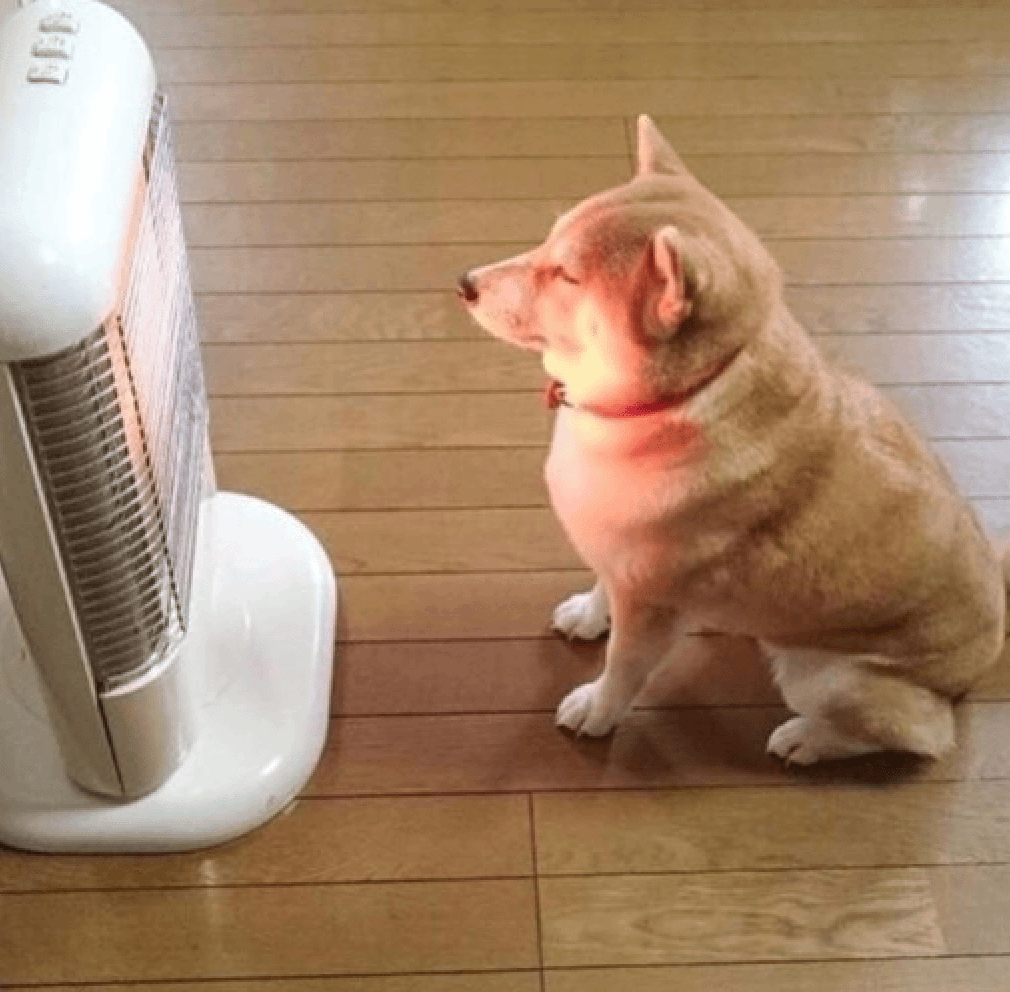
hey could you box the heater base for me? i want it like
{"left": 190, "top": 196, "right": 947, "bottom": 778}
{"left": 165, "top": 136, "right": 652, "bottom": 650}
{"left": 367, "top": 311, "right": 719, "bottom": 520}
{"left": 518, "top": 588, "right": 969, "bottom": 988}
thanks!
{"left": 0, "top": 492, "right": 336, "bottom": 853}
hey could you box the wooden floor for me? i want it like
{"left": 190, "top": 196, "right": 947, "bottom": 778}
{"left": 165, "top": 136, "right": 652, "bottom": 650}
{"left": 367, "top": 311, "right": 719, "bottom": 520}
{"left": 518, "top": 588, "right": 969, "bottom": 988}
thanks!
{"left": 4, "top": 0, "right": 1010, "bottom": 987}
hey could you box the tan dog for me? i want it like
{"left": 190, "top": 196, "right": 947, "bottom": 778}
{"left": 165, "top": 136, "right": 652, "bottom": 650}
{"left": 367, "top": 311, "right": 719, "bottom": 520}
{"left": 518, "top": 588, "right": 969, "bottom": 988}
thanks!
{"left": 459, "top": 115, "right": 1010, "bottom": 764}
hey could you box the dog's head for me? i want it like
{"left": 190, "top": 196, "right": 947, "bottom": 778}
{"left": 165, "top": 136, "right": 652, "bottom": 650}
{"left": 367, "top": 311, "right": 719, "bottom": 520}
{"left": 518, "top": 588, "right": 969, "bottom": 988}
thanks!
{"left": 459, "top": 115, "right": 783, "bottom": 412}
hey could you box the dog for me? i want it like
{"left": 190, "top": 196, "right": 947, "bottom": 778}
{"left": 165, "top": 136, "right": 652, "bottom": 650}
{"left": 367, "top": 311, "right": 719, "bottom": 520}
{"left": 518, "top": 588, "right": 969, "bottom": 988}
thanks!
{"left": 458, "top": 114, "right": 1010, "bottom": 764}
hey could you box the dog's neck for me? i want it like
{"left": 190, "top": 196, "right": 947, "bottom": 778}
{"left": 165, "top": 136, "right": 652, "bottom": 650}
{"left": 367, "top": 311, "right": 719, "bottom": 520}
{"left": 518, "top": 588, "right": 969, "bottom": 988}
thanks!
{"left": 545, "top": 347, "right": 744, "bottom": 419}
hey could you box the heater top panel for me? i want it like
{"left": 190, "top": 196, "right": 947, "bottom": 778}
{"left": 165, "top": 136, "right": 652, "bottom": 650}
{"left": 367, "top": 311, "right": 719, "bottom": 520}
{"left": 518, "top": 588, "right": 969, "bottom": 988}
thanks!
{"left": 0, "top": 0, "right": 156, "bottom": 362}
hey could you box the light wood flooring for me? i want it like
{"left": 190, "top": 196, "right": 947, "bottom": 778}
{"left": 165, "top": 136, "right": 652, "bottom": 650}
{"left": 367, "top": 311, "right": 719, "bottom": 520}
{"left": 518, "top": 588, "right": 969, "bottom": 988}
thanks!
{"left": 3, "top": 0, "right": 1010, "bottom": 988}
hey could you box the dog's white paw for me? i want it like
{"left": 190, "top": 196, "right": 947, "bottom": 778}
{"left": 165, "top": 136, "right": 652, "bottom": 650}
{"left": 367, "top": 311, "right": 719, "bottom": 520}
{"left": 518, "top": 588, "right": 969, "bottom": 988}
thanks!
{"left": 552, "top": 590, "right": 611, "bottom": 641}
{"left": 766, "top": 717, "right": 823, "bottom": 765}
{"left": 767, "top": 716, "right": 878, "bottom": 766}
{"left": 556, "top": 679, "right": 622, "bottom": 737}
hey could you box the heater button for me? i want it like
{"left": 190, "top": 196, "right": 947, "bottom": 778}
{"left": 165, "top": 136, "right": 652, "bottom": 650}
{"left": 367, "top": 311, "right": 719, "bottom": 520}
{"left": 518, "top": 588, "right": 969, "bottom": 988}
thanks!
{"left": 38, "top": 11, "right": 79, "bottom": 33}
{"left": 27, "top": 61, "right": 68, "bottom": 84}
{"left": 32, "top": 34, "right": 74, "bottom": 58}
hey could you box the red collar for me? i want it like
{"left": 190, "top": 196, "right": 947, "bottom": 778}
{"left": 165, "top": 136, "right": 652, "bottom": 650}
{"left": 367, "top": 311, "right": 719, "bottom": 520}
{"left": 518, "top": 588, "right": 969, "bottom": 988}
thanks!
{"left": 545, "top": 348, "right": 743, "bottom": 419}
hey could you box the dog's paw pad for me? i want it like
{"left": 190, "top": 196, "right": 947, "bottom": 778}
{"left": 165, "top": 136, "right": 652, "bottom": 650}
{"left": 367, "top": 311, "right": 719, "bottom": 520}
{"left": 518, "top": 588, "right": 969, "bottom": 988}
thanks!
{"left": 552, "top": 591, "right": 611, "bottom": 641}
{"left": 555, "top": 680, "right": 617, "bottom": 737}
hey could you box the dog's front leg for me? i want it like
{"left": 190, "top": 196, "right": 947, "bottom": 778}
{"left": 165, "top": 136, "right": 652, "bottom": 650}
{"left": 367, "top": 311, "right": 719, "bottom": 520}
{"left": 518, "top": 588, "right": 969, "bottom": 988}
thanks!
{"left": 553, "top": 579, "right": 612, "bottom": 640}
{"left": 556, "top": 596, "right": 678, "bottom": 737}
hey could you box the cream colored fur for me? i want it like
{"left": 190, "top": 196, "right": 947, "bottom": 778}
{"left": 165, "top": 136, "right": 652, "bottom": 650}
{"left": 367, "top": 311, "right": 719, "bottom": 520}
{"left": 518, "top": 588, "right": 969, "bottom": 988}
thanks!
{"left": 461, "top": 115, "right": 1009, "bottom": 764}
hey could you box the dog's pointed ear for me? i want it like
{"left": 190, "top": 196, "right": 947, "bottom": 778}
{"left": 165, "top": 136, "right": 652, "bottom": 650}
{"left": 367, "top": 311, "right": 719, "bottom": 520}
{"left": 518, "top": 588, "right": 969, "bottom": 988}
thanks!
{"left": 650, "top": 226, "right": 693, "bottom": 332}
{"left": 636, "top": 114, "right": 688, "bottom": 177}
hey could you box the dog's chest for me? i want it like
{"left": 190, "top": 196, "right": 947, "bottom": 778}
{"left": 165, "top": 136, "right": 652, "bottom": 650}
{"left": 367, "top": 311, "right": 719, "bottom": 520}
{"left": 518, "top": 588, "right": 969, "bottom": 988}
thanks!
{"left": 543, "top": 414, "right": 694, "bottom": 572}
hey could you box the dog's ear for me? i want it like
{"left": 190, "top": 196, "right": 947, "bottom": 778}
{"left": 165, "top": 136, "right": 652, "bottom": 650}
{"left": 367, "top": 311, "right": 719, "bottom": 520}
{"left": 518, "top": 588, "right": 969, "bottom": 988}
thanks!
{"left": 649, "top": 226, "right": 694, "bottom": 333}
{"left": 637, "top": 114, "right": 689, "bottom": 177}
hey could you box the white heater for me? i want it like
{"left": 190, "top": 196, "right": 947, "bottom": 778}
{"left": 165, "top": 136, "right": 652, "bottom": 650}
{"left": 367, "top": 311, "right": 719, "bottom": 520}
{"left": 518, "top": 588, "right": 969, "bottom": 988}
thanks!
{"left": 0, "top": 0, "right": 336, "bottom": 851}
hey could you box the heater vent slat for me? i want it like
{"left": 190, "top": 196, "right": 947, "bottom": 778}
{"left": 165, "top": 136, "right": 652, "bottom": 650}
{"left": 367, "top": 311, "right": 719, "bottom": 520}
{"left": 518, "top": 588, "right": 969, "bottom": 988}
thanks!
{"left": 11, "top": 94, "right": 209, "bottom": 692}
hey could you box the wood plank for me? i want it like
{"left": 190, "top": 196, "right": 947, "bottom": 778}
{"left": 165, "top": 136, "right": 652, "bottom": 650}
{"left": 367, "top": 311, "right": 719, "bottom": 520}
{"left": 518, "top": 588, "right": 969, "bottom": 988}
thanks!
{"left": 179, "top": 159, "right": 628, "bottom": 203}
{"left": 538, "top": 868, "right": 944, "bottom": 966}
{"left": 183, "top": 200, "right": 575, "bottom": 246}
{"left": 208, "top": 385, "right": 1010, "bottom": 454}
{"left": 179, "top": 156, "right": 1010, "bottom": 203}
{"left": 301, "top": 507, "right": 577, "bottom": 575}
{"left": 174, "top": 116, "right": 1010, "bottom": 162}
{"left": 175, "top": 118, "right": 628, "bottom": 161}
{"left": 210, "top": 394, "right": 552, "bottom": 451}
{"left": 333, "top": 635, "right": 778, "bottom": 715}
{"left": 736, "top": 195, "right": 1010, "bottom": 239}
{"left": 334, "top": 637, "right": 1010, "bottom": 717}
{"left": 929, "top": 864, "right": 1010, "bottom": 954}
{"left": 933, "top": 440, "right": 1010, "bottom": 498}
{"left": 214, "top": 442, "right": 1010, "bottom": 511}
{"left": 818, "top": 332, "right": 1010, "bottom": 382}
{"left": 332, "top": 637, "right": 1010, "bottom": 716}
{"left": 652, "top": 113, "right": 1010, "bottom": 156}
{"left": 335, "top": 570, "right": 1010, "bottom": 643}
{"left": 215, "top": 448, "right": 549, "bottom": 509}
{"left": 309, "top": 703, "right": 1010, "bottom": 795}
{"left": 0, "top": 796, "right": 532, "bottom": 892}
{"left": 194, "top": 291, "right": 1010, "bottom": 350}
{"left": 196, "top": 291, "right": 471, "bottom": 343}
{"left": 118, "top": 0, "right": 1010, "bottom": 13}
{"left": 6, "top": 979, "right": 539, "bottom": 992}
{"left": 202, "top": 334, "right": 1010, "bottom": 396}
{"left": 119, "top": 0, "right": 1010, "bottom": 14}
{"left": 194, "top": 286, "right": 1010, "bottom": 344}
{"left": 183, "top": 196, "right": 1010, "bottom": 246}
{"left": 774, "top": 239, "right": 1010, "bottom": 286}
{"left": 203, "top": 342, "right": 539, "bottom": 395}
{"left": 190, "top": 242, "right": 1010, "bottom": 293}
{"left": 335, "top": 571, "right": 590, "bottom": 641}
{"left": 692, "top": 154, "right": 1010, "bottom": 195}
{"left": 169, "top": 79, "right": 1010, "bottom": 121}
{"left": 534, "top": 781, "right": 1010, "bottom": 875}
{"left": 125, "top": 11, "right": 1010, "bottom": 48}
{"left": 187, "top": 244, "right": 470, "bottom": 292}
{"left": 886, "top": 383, "right": 1010, "bottom": 439}
{"left": 974, "top": 497, "right": 1010, "bottom": 530}
{"left": 315, "top": 708, "right": 790, "bottom": 795}
{"left": 544, "top": 958, "right": 1010, "bottom": 992}
{"left": 787, "top": 284, "right": 1010, "bottom": 334}
{"left": 0, "top": 880, "right": 539, "bottom": 983}
{"left": 301, "top": 500, "right": 1008, "bottom": 576}
{"left": 154, "top": 43, "right": 1010, "bottom": 85}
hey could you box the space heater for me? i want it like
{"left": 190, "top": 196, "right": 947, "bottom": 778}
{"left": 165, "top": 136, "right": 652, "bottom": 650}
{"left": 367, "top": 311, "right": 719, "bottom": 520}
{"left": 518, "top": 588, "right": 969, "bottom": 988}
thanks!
{"left": 0, "top": 0, "right": 336, "bottom": 852}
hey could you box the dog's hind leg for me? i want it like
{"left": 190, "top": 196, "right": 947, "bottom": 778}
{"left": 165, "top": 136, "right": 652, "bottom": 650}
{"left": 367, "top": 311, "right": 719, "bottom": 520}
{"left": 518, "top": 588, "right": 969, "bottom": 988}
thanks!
{"left": 556, "top": 596, "right": 678, "bottom": 737}
{"left": 766, "top": 648, "right": 955, "bottom": 765}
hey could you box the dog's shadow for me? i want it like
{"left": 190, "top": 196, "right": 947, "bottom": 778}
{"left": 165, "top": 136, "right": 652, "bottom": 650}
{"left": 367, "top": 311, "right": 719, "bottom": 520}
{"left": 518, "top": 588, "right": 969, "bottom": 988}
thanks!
{"left": 544, "top": 633, "right": 936, "bottom": 789}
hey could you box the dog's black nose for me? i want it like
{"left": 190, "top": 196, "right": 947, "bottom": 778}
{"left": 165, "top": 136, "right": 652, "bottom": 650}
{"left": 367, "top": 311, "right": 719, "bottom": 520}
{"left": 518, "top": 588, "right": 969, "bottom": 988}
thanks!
{"left": 456, "top": 273, "right": 479, "bottom": 303}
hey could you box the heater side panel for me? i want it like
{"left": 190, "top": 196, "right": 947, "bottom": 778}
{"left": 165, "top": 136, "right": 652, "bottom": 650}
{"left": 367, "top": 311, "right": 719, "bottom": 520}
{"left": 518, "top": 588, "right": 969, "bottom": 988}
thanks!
{"left": 0, "top": 365, "right": 123, "bottom": 796}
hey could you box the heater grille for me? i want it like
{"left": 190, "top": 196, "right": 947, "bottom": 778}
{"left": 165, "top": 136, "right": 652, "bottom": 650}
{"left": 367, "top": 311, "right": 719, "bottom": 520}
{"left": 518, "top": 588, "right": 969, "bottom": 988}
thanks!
{"left": 11, "top": 93, "right": 208, "bottom": 692}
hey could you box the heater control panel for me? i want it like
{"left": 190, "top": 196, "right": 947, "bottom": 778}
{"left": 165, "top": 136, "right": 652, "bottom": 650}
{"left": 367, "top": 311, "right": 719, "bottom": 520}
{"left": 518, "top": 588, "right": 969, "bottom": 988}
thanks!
{"left": 26, "top": 10, "right": 80, "bottom": 85}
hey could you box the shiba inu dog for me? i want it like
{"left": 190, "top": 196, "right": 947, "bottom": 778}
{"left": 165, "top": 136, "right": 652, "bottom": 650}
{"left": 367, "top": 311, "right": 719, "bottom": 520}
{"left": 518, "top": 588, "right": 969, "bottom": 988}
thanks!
{"left": 458, "top": 115, "right": 1010, "bottom": 764}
